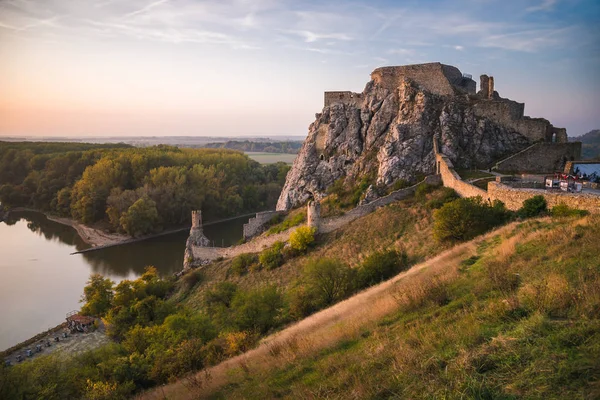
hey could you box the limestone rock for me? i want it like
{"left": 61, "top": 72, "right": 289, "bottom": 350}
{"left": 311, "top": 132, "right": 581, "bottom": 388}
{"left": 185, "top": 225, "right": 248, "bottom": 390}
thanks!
{"left": 276, "top": 63, "right": 556, "bottom": 211}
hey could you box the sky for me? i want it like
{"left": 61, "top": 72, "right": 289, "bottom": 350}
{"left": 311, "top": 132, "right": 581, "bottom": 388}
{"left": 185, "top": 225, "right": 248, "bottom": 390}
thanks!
{"left": 0, "top": 0, "right": 598, "bottom": 138}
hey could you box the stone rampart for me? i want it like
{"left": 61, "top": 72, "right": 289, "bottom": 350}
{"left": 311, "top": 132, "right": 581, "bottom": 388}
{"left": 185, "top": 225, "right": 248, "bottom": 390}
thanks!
{"left": 243, "top": 210, "right": 283, "bottom": 240}
{"left": 495, "top": 142, "right": 581, "bottom": 174}
{"left": 370, "top": 62, "right": 473, "bottom": 97}
{"left": 324, "top": 91, "right": 363, "bottom": 107}
{"left": 488, "top": 182, "right": 600, "bottom": 213}
{"left": 436, "top": 153, "right": 487, "bottom": 198}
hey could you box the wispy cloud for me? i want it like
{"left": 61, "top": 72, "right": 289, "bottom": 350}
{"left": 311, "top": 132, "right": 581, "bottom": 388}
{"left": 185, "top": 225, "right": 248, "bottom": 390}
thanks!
{"left": 125, "top": 0, "right": 170, "bottom": 18}
{"left": 284, "top": 30, "right": 353, "bottom": 43}
{"left": 525, "top": 0, "right": 558, "bottom": 13}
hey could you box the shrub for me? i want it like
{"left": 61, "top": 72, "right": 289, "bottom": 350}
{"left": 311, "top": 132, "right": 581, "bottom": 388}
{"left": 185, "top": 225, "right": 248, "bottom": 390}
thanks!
{"left": 433, "top": 196, "right": 510, "bottom": 243}
{"left": 287, "top": 285, "right": 320, "bottom": 320}
{"left": 518, "top": 195, "right": 547, "bottom": 218}
{"left": 358, "top": 250, "right": 409, "bottom": 288}
{"left": 259, "top": 241, "right": 285, "bottom": 270}
{"left": 550, "top": 202, "right": 589, "bottom": 217}
{"left": 181, "top": 269, "right": 203, "bottom": 292}
{"left": 426, "top": 187, "right": 459, "bottom": 209}
{"left": 230, "top": 253, "right": 258, "bottom": 276}
{"left": 415, "top": 182, "right": 438, "bottom": 201}
{"left": 303, "top": 258, "right": 356, "bottom": 306}
{"left": 289, "top": 226, "right": 316, "bottom": 253}
{"left": 230, "top": 286, "right": 285, "bottom": 334}
{"left": 267, "top": 212, "right": 306, "bottom": 235}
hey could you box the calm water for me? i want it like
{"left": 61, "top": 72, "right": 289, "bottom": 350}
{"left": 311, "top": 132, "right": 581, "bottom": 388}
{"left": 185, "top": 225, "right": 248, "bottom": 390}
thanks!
{"left": 0, "top": 211, "right": 246, "bottom": 351}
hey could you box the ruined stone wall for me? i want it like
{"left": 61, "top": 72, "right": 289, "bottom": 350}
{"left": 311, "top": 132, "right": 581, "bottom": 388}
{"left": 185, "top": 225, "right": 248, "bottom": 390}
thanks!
{"left": 472, "top": 99, "right": 525, "bottom": 124}
{"left": 324, "top": 91, "right": 363, "bottom": 107}
{"left": 436, "top": 153, "right": 488, "bottom": 198}
{"left": 243, "top": 210, "right": 283, "bottom": 240}
{"left": 370, "top": 63, "right": 461, "bottom": 97}
{"left": 488, "top": 181, "right": 600, "bottom": 213}
{"left": 495, "top": 142, "right": 582, "bottom": 174}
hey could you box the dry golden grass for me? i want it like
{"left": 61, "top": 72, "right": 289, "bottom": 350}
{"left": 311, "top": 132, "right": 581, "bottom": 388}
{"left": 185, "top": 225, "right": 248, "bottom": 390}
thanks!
{"left": 138, "top": 221, "right": 523, "bottom": 400}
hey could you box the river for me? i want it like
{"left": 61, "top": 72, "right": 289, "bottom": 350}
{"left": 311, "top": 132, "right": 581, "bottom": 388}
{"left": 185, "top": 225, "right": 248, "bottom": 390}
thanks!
{"left": 0, "top": 210, "right": 246, "bottom": 351}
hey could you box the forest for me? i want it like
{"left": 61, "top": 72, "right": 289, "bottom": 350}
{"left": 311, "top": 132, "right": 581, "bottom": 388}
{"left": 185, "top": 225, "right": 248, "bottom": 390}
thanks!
{"left": 0, "top": 142, "right": 290, "bottom": 236}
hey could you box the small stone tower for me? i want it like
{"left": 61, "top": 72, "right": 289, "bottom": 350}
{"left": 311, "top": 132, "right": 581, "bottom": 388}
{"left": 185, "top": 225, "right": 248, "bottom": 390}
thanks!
{"left": 187, "top": 210, "right": 210, "bottom": 247}
{"left": 479, "top": 74, "right": 494, "bottom": 99}
{"left": 307, "top": 200, "right": 321, "bottom": 233}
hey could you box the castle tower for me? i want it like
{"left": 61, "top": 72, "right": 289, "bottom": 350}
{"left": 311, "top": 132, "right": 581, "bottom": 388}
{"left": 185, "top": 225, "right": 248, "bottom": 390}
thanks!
{"left": 188, "top": 210, "right": 210, "bottom": 247}
{"left": 488, "top": 76, "right": 494, "bottom": 99}
{"left": 307, "top": 200, "right": 321, "bottom": 233}
{"left": 191, "top": 210, "right": 203, "bottom": 232}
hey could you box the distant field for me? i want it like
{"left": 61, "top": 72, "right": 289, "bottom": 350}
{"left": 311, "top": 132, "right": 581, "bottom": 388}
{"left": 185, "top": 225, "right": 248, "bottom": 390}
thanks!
{"left": 245, "top": 152, "right": 297, "bottom": 164}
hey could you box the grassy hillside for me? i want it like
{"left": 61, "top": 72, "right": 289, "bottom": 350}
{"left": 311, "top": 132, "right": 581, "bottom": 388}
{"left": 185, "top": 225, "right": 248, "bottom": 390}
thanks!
{"left": 173, "top": 190, "right": 448, "bottom": 311}
{"left": 163, "top": 214, "right": 599, "bottom": 399}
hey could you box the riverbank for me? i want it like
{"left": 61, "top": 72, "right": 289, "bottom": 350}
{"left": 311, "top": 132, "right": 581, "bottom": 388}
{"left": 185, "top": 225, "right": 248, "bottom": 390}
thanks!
{"left": 8, "top": 208, "right": 127, "bottom": 247}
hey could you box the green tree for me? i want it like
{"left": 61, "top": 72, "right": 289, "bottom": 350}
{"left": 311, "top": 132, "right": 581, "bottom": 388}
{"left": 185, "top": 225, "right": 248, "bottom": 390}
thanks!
{"left": 303, "top": 258, "right": 356, "bottom": 306}
{"left": 433, "top": 196, "right": 510, "bottom": 242}
{"left": 119, "top": 197, "right": 159, "bottom": 237}
{"left": 358, "top": 250, "right": 409, "bottom": 287}
{"left": 80, "top": 274, "right": 114, "bottom": 317}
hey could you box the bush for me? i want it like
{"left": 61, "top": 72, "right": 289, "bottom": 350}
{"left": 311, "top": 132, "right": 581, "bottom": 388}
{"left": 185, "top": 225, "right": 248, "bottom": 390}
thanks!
{"left": 259, "top": 241, "right": 285, "bottom": 270}
{"left": 550, "top": 202, "right": 589, "bottom": 217}
{"left": 181, "top": 269, "right": 203, "bottom": 292}
{"left": 426, "top": 187, "right": 459, "bottom": 209}
{"left": 230, "top": 253, "right": 258, "bottom": 276}
{"left": 289, "top": 226, "right": 316, "bottom": 253}
{"left": 303, "top": 258, "right": 356, "bottom": 306}
{"left": 267, "top": 212, "right": 305, "bottom": 235}
{"left": 358, "top": 250, "right": 409, "bottom": 288}
{"left": 415, "top": 182, "right": 438, "bottom": 201}
{"left": 433, "top": 196, "right": 510, "bottom": 243}
{"left": 517, "top": 195, "right": 547, "bottom": 218}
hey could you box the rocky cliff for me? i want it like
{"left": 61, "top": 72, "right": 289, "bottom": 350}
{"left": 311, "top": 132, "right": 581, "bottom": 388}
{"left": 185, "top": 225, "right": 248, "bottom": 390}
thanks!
{"left": 277, "top": 62, "right": 561, "bottom": 211}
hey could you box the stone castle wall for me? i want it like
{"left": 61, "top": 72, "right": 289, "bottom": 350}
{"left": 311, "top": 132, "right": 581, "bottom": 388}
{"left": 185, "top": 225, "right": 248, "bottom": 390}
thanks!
{"left": 243, "top": 210, "right": 283, "bottom": 240}
{"left": 488, "top": 181, "right": 600, "bottom": 213}
{"left": 436, "top": 153, "right": 488, "bottom": 198}
{"left": 495, "top": 142, "right": 581, "bottom": 174}
{"left": 370, "top": 63, "right": 474, "bottom": 97}
{"left": 324, "top": 91, "right": 363, "bottom": 107}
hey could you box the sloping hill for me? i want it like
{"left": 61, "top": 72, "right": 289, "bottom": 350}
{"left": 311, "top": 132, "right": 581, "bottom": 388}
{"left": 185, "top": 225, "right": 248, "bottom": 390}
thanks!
{"left": 141, "top": 214, "right": 600, "bottom": 399}
{"left": 573, "top": 129, "right": 600, "bottom": 160}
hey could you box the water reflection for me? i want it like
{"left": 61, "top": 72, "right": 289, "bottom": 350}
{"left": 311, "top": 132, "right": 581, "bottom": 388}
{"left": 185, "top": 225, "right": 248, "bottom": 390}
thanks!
{"left": 5, "top": 211, "right": 89, "bottom": 252}
{"left": 0, "top": 211, "right": 248, "bottom": 350}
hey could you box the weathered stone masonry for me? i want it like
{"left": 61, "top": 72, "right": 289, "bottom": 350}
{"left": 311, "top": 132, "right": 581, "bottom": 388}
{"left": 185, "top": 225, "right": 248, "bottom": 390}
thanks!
{"left": 495, "top": 142, "right": 581, "bottom": 174}
{"left": 243, "top": 210, "right": 283, "bottom": 240}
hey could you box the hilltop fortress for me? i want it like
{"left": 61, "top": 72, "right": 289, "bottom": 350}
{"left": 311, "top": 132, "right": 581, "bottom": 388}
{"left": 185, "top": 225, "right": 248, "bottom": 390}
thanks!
{"left": 277, "top": 62, "right": 580, "bottom": 210}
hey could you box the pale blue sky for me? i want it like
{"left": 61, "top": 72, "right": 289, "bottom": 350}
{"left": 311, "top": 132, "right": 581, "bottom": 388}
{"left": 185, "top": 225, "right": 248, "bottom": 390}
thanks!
{"left": 0, "top": 0, "right": 598, "bottom": 137}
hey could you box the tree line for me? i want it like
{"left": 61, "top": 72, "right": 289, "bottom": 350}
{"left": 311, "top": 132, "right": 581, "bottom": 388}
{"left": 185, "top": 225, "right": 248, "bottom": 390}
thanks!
{"left": 0, "top": 142, "right": 290, "bottom": 236}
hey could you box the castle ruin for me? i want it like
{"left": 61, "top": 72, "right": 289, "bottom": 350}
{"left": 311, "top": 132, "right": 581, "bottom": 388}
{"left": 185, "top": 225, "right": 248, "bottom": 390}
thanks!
{"left": 322, "top": 62, "right": 578, "bottom": 173}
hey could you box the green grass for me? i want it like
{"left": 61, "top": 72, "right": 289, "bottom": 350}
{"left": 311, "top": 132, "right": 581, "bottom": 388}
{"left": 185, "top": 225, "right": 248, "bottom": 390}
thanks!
{"left": 456, "top": 169, "right": 494, "bottom": 180}
{"left": 245, "top": 152, "right": 297, "bottom": 164}
{"left": 209, "top": 214, "right": 600, "bottom": 399}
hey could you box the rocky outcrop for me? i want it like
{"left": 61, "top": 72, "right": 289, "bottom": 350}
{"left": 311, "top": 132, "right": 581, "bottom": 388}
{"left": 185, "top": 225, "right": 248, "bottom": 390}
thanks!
{"left": 277, "top": 63, "right": 560, "bottom": 211}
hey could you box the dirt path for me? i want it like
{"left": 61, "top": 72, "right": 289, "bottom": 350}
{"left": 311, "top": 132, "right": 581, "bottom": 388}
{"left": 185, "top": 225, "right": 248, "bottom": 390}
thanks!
{"left": 139, "top": 221, "right": 521, "bottom": 400}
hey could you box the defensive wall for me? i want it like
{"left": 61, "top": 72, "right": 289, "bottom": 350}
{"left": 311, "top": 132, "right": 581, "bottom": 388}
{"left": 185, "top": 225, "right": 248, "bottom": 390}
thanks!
{"left": 242, "top": 210, "right": 283, "bottom": 240}
{"left": 488, "top": 181, "right": 600, "bottom": 213}
{"left": 370, "top": 62, "right": 475, "bottom": 97}
{"left": 494, "top": 142, "right": 581, "bottom": 174}
{"left": 435, "top": 152, "right": 487, "bottom": 198}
